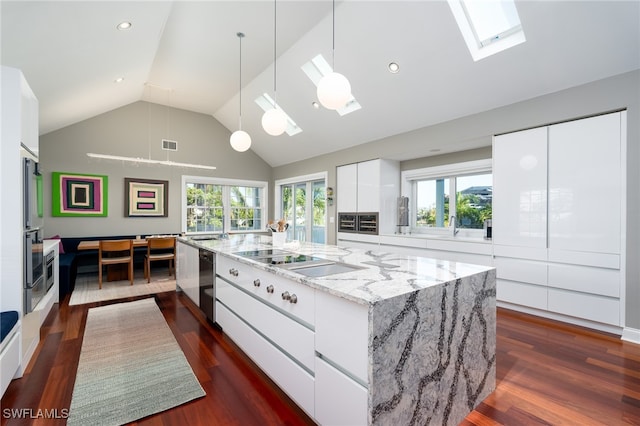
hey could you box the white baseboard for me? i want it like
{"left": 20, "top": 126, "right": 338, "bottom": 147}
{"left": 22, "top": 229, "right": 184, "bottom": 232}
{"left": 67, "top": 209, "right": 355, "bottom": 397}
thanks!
{"left": 621, "top": 327, "right": 640, "bottom": 344}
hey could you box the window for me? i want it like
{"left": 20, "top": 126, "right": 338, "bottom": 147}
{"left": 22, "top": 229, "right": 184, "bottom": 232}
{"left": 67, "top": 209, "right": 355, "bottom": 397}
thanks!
{"left": 448, "top": 0, "right": 525, "bottom": 61}
{"left": 182, "top": 176, "right": 267, "bottom": 234}
{"left": 402, "top": 160, "right": 492, "bottom": 236}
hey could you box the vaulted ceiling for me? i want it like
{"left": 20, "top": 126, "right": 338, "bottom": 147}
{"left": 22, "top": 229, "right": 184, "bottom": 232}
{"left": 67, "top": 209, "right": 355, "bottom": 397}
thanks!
{"left": 2, "top": 1, "right": 638, "bottom": 167}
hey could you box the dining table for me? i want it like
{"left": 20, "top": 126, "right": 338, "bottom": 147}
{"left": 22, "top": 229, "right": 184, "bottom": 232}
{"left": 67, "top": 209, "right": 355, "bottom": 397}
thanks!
{"left": 78, "top": 238, "right": 149, "bottom": 281}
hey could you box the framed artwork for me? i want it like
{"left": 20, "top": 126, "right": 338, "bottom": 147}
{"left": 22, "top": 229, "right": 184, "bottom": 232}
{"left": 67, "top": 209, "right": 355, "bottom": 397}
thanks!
{"left": 52, "top": 172, "right": 108, "bottom": 217}
{"left": 124, "top": 178, "right": 168, "bottom": 217}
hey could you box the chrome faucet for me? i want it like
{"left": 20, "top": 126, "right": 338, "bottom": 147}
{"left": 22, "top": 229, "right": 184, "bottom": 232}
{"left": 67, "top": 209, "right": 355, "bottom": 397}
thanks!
{"left": 449, "top": 216, "right": 459, "bottom": 236}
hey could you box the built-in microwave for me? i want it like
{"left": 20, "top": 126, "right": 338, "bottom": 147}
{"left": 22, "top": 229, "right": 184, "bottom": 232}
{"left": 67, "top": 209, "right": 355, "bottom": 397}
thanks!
{"left": 338, "top": 212, "right": 379, "bottom": 235}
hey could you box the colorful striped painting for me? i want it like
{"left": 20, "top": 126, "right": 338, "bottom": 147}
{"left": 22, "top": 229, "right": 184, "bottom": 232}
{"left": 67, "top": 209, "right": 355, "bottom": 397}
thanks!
{"left": 52, "top": 172, "right": 108, "bottom": 217}
{"left": 124, "top": 178, "right": 168, "bottom": 217}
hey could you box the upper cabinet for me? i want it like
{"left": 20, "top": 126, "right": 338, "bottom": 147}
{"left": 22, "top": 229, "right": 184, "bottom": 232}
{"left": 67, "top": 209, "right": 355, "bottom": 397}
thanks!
{"left": 336, "top": 159, "right": 399, "bottom": 235}
{"left": 548, "top": 113, "right": 622, "bottom": 255}
{"left": 493, "top": 127, "right": 548, "bottom": 249}
{"left": 2, "top": 66, "right": 39, "bottom": 155}
{"left": 493, "top": 111, "right": 624, "bottom": 256}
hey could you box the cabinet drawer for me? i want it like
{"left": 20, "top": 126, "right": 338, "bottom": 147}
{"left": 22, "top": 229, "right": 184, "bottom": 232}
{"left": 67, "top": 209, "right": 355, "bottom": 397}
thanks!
{"left": 494, "top": 257, "right": 547, "bottom": 286}
{"left": 315, "top": 356, "right": 367, "bottom": 426}
{"left": 216, "top": 279, "right": 315, "bottom": 372}
{"left": 216, "top": 302, "right": 315, "bottom": 417}
{"left": 497, "top": 279, "right": 547, "bottom": 310}
{"left": 547, "top": 264, "right": 620, "bottom": 298}
{"left": 547, "top": 289, "right": 620, "bottom": 326}
{"left": 218, "top": 256, "right": 315, "bottom": 326}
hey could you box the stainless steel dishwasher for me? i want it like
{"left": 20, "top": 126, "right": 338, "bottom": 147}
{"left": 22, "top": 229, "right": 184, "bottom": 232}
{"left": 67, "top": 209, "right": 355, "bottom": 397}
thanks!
{"left": 198, "top": 249, "right": 215, "bottom": 323}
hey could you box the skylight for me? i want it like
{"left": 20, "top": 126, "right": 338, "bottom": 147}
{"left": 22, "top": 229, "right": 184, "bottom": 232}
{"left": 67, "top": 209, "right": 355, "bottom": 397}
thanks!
{"left": 254, "top": 94, "right": 302, "bottom": 136}
{"left": 448, "top": 0, "right": 525, "bottom": 61}
{"left": 301, "top": 54, "right": 361, "bottom": 116}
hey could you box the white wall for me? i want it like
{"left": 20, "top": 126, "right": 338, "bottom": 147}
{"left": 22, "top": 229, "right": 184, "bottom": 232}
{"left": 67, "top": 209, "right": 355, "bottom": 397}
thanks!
{"left": 39, "top": 101, "right": 273, "bottom": 238}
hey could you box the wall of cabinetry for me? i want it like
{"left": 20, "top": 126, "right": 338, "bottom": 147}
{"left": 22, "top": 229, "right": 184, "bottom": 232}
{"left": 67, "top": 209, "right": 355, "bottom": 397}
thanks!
{"left": 1, "top": 67, "right": 40, "bottom": 386}
{"left": 493, "top": 111, "right": 626, "bottom": 329}
{"left": 336, "top": 159, "right": 399, "bottom": 234}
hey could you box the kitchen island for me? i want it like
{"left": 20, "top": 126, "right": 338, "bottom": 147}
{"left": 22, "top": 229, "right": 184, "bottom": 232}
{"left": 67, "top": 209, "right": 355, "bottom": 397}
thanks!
{"left": 178, "top": 234, "right": 496, "bottom": 425}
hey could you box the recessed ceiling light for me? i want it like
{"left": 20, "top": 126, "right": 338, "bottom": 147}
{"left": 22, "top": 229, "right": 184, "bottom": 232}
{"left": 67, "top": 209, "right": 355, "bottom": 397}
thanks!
{"left": 388, "top": 62, "right": 400, "bottom": 73}
{"left": 117, "top": 21, "right": 132, "bottom": 30}
{"left": 114, "top": 77, "right": 124, "bottom": 83}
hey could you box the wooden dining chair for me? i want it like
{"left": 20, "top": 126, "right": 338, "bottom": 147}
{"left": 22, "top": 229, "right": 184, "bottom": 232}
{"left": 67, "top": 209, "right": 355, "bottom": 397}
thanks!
{"left": 98, "top": 239, "right": 134, "bottom": 289}
{"left": 145, "top": 237, "right": 176, "bottom": 283}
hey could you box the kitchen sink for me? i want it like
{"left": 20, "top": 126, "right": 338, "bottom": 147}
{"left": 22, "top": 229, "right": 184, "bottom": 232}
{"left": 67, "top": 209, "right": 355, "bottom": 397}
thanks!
{"left": 285, "top": 261, "right": 364, "bottom": 277}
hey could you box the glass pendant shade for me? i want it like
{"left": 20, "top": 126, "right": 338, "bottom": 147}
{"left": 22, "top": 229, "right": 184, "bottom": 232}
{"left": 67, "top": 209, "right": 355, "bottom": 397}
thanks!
{"left": 317, "top": 72, "right": 351, "bottom": 110}
{"left": 262, "top": 108, "right": 288, "bottom": 136}
{"left": 230, "top": 130, "right": 251, "bottom": 152}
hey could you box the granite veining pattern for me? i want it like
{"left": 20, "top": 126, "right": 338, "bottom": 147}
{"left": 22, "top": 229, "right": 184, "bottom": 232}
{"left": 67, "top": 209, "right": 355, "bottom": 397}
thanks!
{"left": 181, "top": 234, "right": 496, "bottom": 424}
{"left": 370, "top": 269, "right": 496, "bottom": 425}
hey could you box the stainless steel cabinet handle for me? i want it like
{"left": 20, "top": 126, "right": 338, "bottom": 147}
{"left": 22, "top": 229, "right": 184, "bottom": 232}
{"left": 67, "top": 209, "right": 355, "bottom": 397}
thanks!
{"left": 281, "top": 291, "right": 290, "bottom": 300}
{"left": 229, "top": 268, "right": 238, "bottom": 277}
{"left": 289, "top": 294, "right": 298, "bottom": 304}
{"left": 266, "top": 285, "right": 274, "bottom": 293}
{"left": 253, "top": 279, "right": 260, "bottom": 287}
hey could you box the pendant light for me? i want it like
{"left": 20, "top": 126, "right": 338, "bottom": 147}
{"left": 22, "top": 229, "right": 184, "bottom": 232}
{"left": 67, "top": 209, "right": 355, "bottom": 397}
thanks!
{"left": 230, "top": 32, "right": 252, "bottom": 152}
{"left": 262, "top": 0, "right": 288, "bottom": 136}
{"left": 317, "top": 0, "right": 351, "bottom": 110}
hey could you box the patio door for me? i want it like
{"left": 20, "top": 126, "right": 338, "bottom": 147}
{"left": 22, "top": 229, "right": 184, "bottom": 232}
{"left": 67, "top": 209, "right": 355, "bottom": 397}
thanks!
{"left": 278, "top": 174, "right": 326, "bottom": 244}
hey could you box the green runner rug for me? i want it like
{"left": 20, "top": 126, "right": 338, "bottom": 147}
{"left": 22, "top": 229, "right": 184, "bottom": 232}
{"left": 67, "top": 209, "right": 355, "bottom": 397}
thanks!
{"left": 67, "top": 298, "right": 205, "bottom": 426}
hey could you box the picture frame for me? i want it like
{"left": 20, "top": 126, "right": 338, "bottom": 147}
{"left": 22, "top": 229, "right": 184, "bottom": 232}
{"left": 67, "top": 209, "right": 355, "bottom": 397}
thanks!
{"left": 124, "top": 177, "right": 168, "bottom": 217}
{"left": 52, "top": 171, "right": 108, "bottom": 217}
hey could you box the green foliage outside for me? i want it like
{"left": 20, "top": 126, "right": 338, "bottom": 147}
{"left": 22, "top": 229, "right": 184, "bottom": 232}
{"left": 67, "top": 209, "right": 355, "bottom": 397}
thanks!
{"left": 416, "top": 193, "right": 492, "bottom": 229}
{"left": 186, "top": 184, "right": 262, "bottom": 232}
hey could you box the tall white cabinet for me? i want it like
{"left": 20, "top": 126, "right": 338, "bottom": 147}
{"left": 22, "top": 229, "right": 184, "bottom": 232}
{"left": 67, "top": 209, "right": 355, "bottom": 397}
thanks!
{"left": 1, "top": 66, "right": 39, "bottom": 394}
{"left": 336, "top": 159, "right": 399, "bottom": 234}
{"left": 493, "top": 111, "right": 626, "bottom": 328}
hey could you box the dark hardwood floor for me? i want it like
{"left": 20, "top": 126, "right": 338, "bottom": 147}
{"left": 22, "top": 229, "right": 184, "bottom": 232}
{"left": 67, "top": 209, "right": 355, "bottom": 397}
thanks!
{"left": 2, "top": 290, "right": 639, "bottom": 425}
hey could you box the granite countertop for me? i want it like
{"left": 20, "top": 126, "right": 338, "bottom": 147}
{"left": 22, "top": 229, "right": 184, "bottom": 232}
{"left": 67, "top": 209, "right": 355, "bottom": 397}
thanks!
{"left": 179, "top": 234, "right": 494, "bottom": 306}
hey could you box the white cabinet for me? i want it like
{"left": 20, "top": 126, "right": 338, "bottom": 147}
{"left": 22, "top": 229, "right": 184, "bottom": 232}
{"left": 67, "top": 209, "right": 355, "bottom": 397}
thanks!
{"left": 336, "top": 159, "right": 399, "bottom": 234}
{"left": 314, "top": 290, "right": 369, "bottom": 424}
{"left": 492, "top": 111, "right": 626, "bottom": 328}
{"left": 215, "top": 256, "right": 316, "bottom": 418}
{"left": 336, "top": 163, "right": 357, "bottom": 213}
{"left": 548, "top": 113, "right": 622, "bottom": 254}
{"left": 176, "top": 241, "right": 199, "bottom": 306}
{"left": 493, "top": 126, "right": 548, "bottom": 249}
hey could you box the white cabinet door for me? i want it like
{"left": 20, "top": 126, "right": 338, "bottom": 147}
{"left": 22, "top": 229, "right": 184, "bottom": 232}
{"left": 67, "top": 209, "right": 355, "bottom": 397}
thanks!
{"left": 176, "top": 242, "right": 199, "bottom": 305}
{"left": 315, "top": 357, "right": 367, "bottom": 426}
{"left": 357, "top": 159, "right": 380, "bottom": 212}
{"left": 20, "top": 74, "right": 38, "bottom": 154}
{"left": 548, "top": 112, "right": 622, "bottom": 254}
{"left": 337, "top": 163, "right": 357, "bottom": 213}
{"left": 493, "top": 127, "right": 548, "bottom": 248}
{"left": 315, "top": 291, "right": 368, "bottom": 383}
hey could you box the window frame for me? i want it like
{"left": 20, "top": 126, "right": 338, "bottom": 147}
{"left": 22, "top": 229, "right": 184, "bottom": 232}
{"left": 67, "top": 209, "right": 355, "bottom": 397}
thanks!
{"left": 181, "top": 175, "right": 268, "bottom": 235}
{"left": 401, "top": 159, "right": 492, "bottom": 238}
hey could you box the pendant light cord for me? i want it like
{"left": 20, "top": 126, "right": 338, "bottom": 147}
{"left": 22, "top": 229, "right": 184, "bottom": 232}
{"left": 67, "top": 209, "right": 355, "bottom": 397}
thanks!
{"left": 331, "top": 0, "right": 335, "bottom": 70}
{"left": 273, "top": 0, "right": 277, "bottom": 106}
{"left": 237, "top": 32, "right": 244, "bottom": 129}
